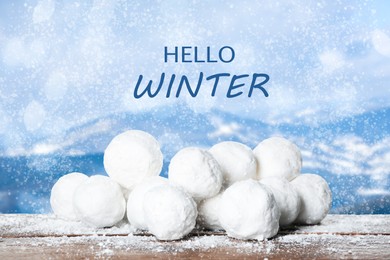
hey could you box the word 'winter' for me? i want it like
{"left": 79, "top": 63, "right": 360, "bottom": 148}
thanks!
{"left": 133, "top": 73, "right": 269, "bottom": 99}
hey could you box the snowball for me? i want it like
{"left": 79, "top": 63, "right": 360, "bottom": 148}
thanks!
{"left": 50, "top": 172, "right": 88, "bottom": 221}
{"left": 168, "top": 147, "right": 222, "bottom": 201}
{"left": 253, "top": 136, "right": 302, "bottom": 181}
{"left": 197, "top": 193, "right": 223, "bottom": 230}
{"left": 143, "top": 185, "right": 197, "bottom": 240}
{"left": 260, "top": 177, "right": 301, "bottom": 226}
{"left": 127, "top": 176, "right": 169, "bottom": 230}
{"left": 73, "top": 175, "right": 126, "bottom": 228}
{"left": 104, "top": 130, "right": 163, "bottom": 190}
{"left": 209, "top": 141, "right": 257, "bottom": 187}
{"left": 291, "top": 174, "right": 332, "bottom": 225}
{"left": 219, "top": 179, "right": 280, "bottom": 240}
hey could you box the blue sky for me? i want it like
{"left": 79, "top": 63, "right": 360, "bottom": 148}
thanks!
{"left": 0, "top": 1, "right": 389, "bottom": 139}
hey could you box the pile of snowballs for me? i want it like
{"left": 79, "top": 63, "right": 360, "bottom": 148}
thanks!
{"left": 50, "top": 130, "right": 332, "bottom": 241}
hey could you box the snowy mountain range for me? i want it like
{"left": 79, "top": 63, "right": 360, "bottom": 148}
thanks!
{"left": 6, "top": 104, "right": 389, "bottom": 157}
{"left": 0, "top": 105, "right": 389, "bottom": 214}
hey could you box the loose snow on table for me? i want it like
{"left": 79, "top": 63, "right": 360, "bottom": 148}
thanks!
{"left": 0, "top": 214, "right": 389, "bottom": 259}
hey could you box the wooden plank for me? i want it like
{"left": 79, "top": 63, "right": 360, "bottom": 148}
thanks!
{"left": 0, "top": 214, "right": 389, "bottom": 259}
{"left": 0, "top": 234, "right": 389, "bottom": 259}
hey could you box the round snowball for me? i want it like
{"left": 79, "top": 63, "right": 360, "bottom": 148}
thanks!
{"left": 209, "top": 141, "right": 257, "bottom": 187}
{"left": 260, "top": 177, "right": 301, "bottom": 226}
{"left": 168, "top": 147, "right": 222, "bottom": 201}
{"left": 219, "top": 179, "right": 280, "bottom": 240}
{"left": 73, "top": 175, "right": 126, "bottom": 228}
{"left": 104, "top": 130, "right": 163, "bottom": 190}
{"left": 197, "top": 193, "right": 223, "bottom": 230}
{"left": 127, "top": 176, "right": 169, "bottom": 230}
{"left": 143, "top": 185, "right": 197, "bottom": 240}
{"left": 253, "top": 136, "right": 302, "bottom": 181}
{"left": 50, "top": 172, "right": 88, "bottom": 220}
{"left": 291, "top": 174, "right": 332, "bottom": 225}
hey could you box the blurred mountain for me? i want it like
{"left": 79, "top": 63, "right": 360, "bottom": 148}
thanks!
{"left": 14, "top": 105, "right": 389, "bottom": 157}
{"left": 0, "top": 105, "right": 389, "bottom": 213}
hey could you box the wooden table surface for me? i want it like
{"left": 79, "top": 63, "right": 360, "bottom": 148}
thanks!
{"left": 0, "top": 214, "right": 389, "bottom": 259}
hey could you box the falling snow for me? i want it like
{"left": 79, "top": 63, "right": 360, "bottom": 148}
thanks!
{"left": 0, "top": 0, "right": 389, "bottom": 213}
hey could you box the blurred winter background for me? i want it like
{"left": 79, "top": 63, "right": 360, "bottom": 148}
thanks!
{"left": 0, "top": 0, "right": 389, "bottom": 214}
